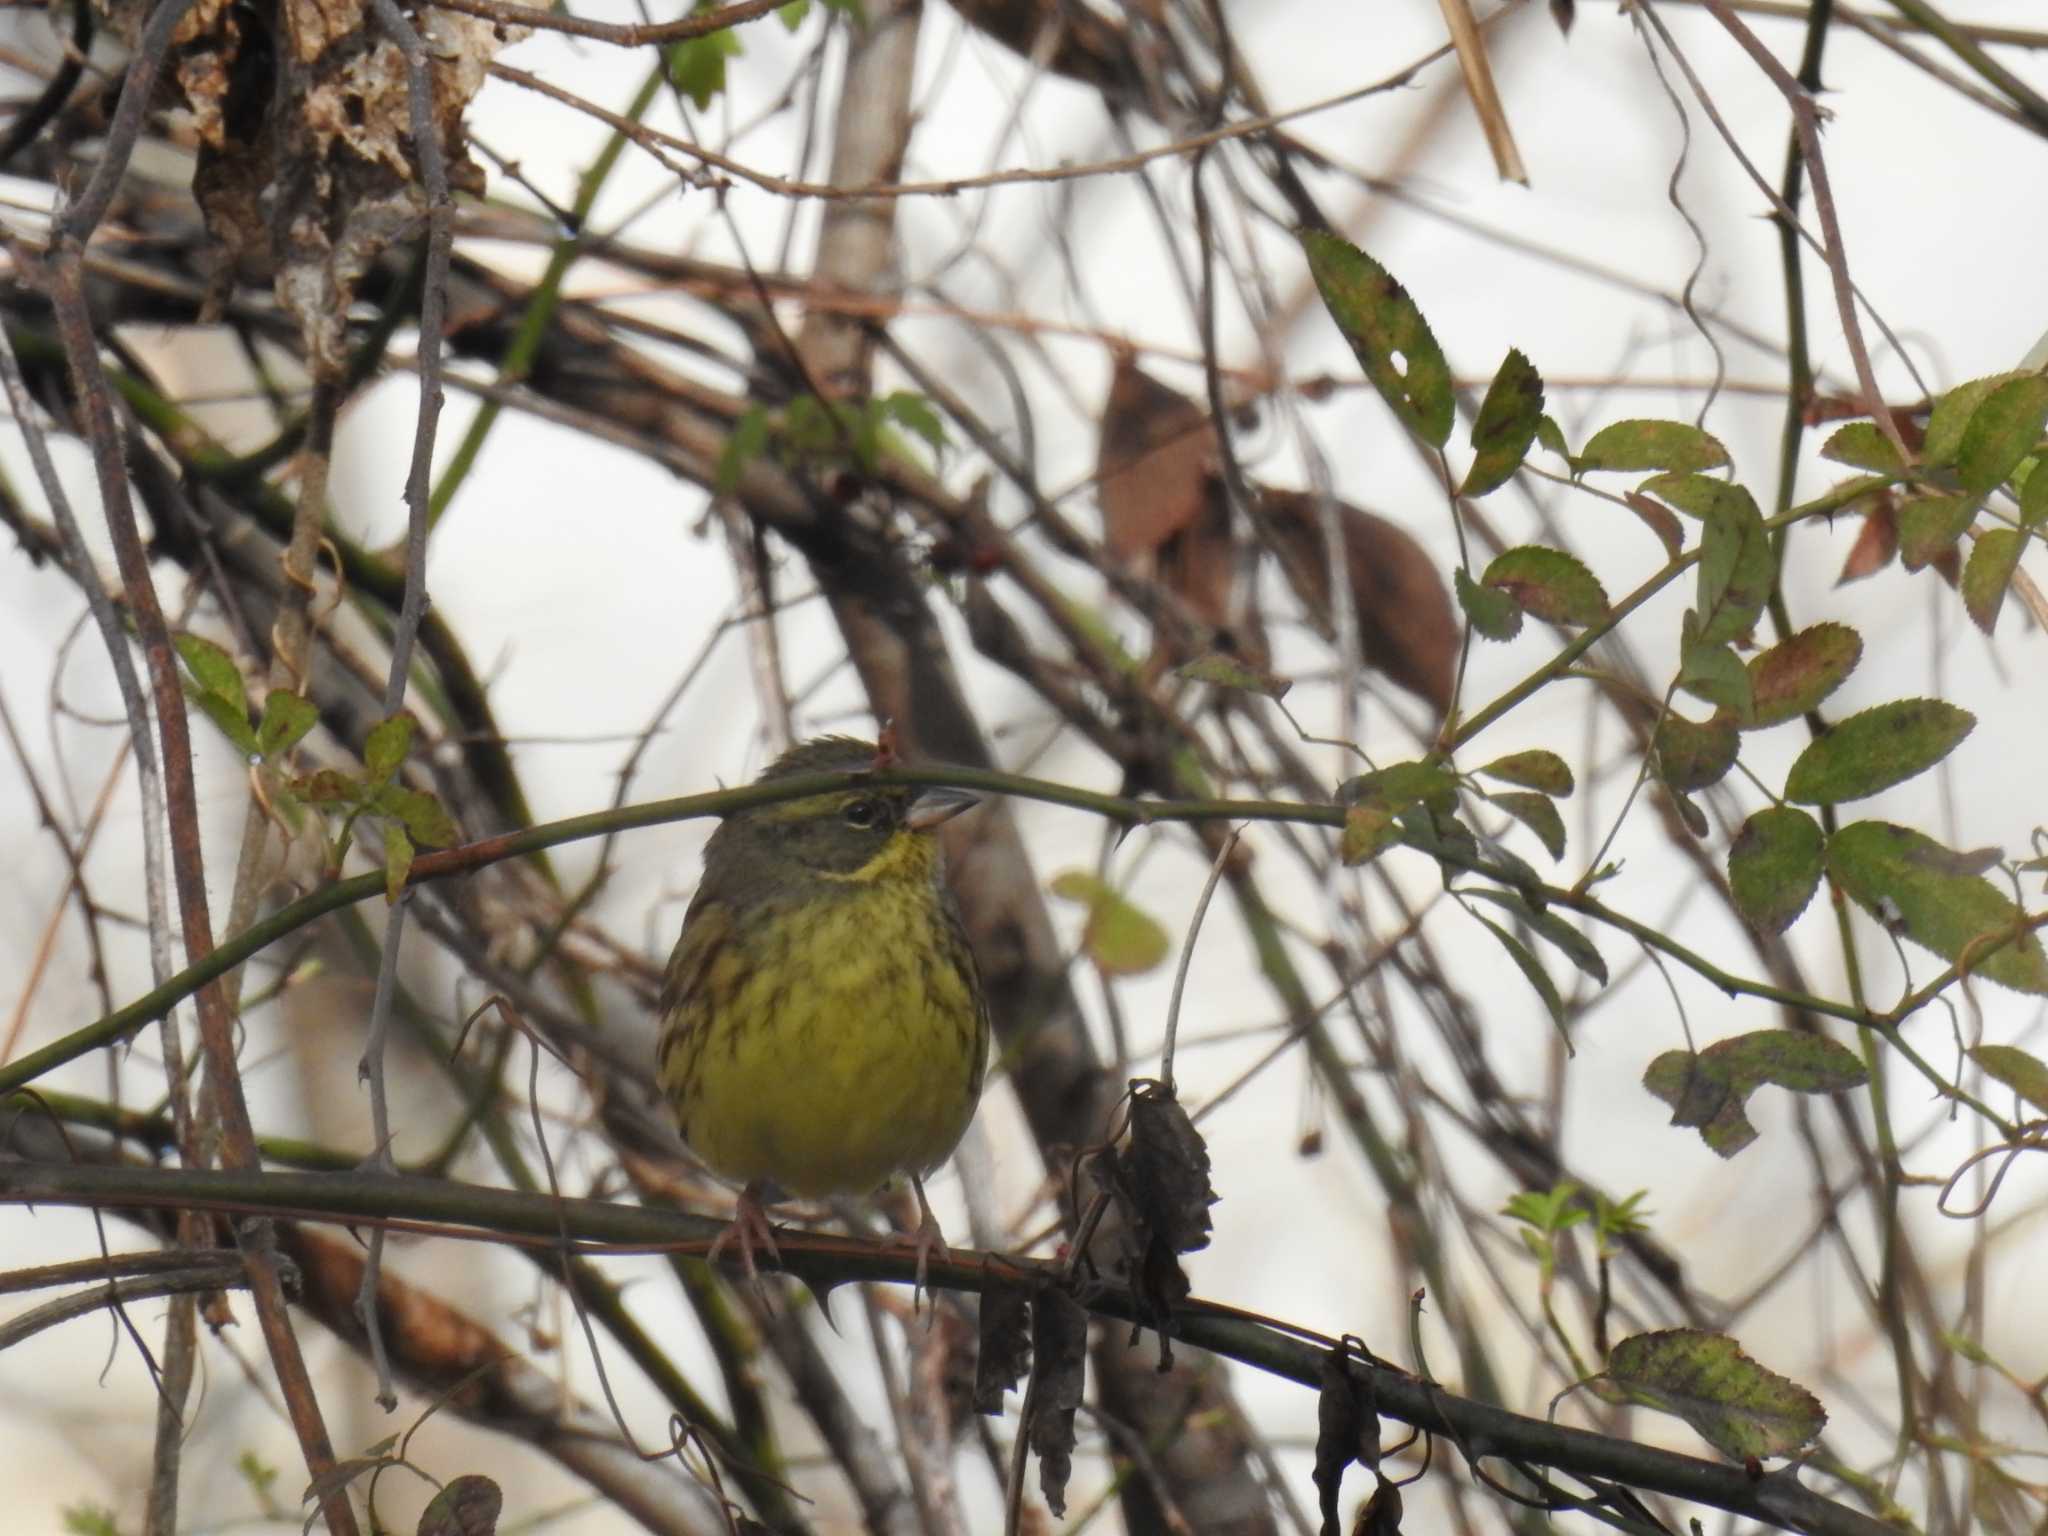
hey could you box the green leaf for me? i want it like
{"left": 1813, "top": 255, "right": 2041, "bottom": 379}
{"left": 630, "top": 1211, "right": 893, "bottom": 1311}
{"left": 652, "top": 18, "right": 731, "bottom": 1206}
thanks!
{"left": 666, "top": 22, "right": 744, "bottom": 110}
{"left": 1455, "top": 565, "right": 1523, "bottom": 640}
{"left": 1477, "top": 750, "right": 1574, "bottom": 797}
{"left": 1962, "top": 528, "right": 2025, "bottom": 634}
{"left": 1728, "top": 807, "right": 1825, "bottom": 934}
{"left": 190, "top": 690, "right": 260, "bottom": 758}
{"left": 1503, "top": 1181, "right": 1585, "bottom": 1234}
{"left": 1828, "top": 820, "right": 2048, "bottom": 993}
{"left": 1654, "top": 711, "right": 1738, "bottom": 793}
{"left": 1623, "top": 491, "right": 1684, "bottom": 559}
{"left": 1049, "top": 871, "right": 1170, "bottom": 976}
{"left": 1606, "top": 1329, "right": 1827, "bottom": 1460}
{"left": 1956, "top": 374, "right": 2048, "bottom": 497}
{"left": 384, "top": 824, "right": 414, "bottom": 905}
{"left": 1299, "top": 229, "right": 1454, "bottom": 447}
{"left": 375, "top": 785, "right": 460, "bottom": 848}
{"left": 1644, "top": 1030, "right": 1867, "bottom": 1158}
{"left": 294, "top": 768, "right": 360, "bottom": 805}
{"left": 1338, "top": 760, "right": 1459, "bottom": 815}
{"left": 1461, "top": 348, "right": 1545, "bottom": 497}
{"left": 257, "top": 690, "right": 319, "bottom": 758}
{"left": 1461, "top": 887, "right": 1607, "bottom": 985}
{"left": 1576, "top": 420, "right": 1730, "bottom": 475}
{"left": 1924, "top": 372, "right": 2022, "bottom": 467}
{"left": 1677, "top": 622, "right": 1753, "bottom": 720}
{"left": 716, "top": 406, "right": 774, "bottom": 495}
{"left": 1692, "top": 481, "right": 1773, "bottom": 648}
{"left": 880, "top": 391, "right": 948, "bottom": 458}
{"left": 1175, "top": 653, "right": 1291, "bottom": 699}
{"left": 2022, "top": 454, "right": 2048, "bottom": 529}
{"left": 1970, "top": 1044, "right": 2048, "bottom": 1115}
{"left": 364, "top": 714, "right": 414, "bottom": 782}
{"left": 1340, "top": 802, "right": 1401, "bottom": 866}
{"left": 1535, "top": 414, "right": 1570, "bottom": 461}
{"left": 1784, "top": 699, "right": 1973, "bottom": 805}
{"left": 1743, "top": 623, "right": 1861, "bottom": 729}
{"left": 1482, "top": 546, "right": 1609, "bottom": 626}
{"left": 1635, "top": 471, "right": 1733, "bottom": 520}
{"left": 778, "top": 0, "right": 811, "bottom": 26}
{"left": 1819, "top": 422, "right": 1905, "bottom": 475}
{"left": 1898, "top": 494, "right": 1975, "bottom": 571}
{"left": 175, "top": 632, "right": 246, "bottom": 712}
{"left": 1489, "top": 791, "right": 1566, "bottom": 860}
{"left": 1473, "top": 914, "right": 1568, "bottom": 1041}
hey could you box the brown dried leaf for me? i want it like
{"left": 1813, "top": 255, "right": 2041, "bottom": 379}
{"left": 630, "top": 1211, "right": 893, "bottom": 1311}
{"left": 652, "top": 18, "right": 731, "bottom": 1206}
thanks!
{"left": 1027, "top": 1288, "right": 1089, "bottom": 1516}
{"left": 1263, "top": 489, "right": 1458, "bottom": 717}
{"left": 975, "top": 1276, "right": 1032, "bottom": 1414}
{"left": 1836, "top": 497, "right": 1897, "bottom": 585}
{"left": 1117, "top": 1080, "right": 1218, "bottom": 1256}
{"left": 1096, "top": 358, "right": 1238, "bottom": 630}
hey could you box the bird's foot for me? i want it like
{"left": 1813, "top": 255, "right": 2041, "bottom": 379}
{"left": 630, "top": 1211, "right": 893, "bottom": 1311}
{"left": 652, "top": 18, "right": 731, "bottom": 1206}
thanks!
{"left": 705, "top": 1181, "right": 782, "bottom": 1287}
{"left": 904, "top": 1175, "right": 950, "bottom": 1318}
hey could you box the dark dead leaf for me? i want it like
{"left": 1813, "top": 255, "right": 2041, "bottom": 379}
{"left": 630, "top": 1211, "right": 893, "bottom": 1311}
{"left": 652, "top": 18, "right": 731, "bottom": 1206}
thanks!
{"left": 1027, "top": 1288, "right": 1089, "bottom": 1516}
{"left": 1119, "top": 1080, "right": 1218, "bottom": 1255}
{"left": 1316, "top": 1345, "right": 1378, "bottom": 1536}
{"left": 1263, "top": 489, "right": 1458, "bottom": 717}
{"left": 1352, "top": 1474, "right": 1405, "bottom": 1536}
{"left": 1096, "top": 358, "right": 1237, "bottom": 628}
{"left": 416, "top": 1476, "right": 502, "bottom": 1536}
{"left": 975, "top": 1277, "right": 1032, "bottom": 1415}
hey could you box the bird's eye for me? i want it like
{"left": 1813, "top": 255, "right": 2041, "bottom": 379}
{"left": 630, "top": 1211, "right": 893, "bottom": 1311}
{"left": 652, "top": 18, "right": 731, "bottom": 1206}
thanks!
{"left": 842, "top": 798, "right": 881, "bottom": 829}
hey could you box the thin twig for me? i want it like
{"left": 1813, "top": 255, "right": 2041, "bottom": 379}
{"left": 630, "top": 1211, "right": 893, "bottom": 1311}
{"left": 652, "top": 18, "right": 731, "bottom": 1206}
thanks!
{"left": 1160, "top": 827, "right": 1241, "bottom": 1093}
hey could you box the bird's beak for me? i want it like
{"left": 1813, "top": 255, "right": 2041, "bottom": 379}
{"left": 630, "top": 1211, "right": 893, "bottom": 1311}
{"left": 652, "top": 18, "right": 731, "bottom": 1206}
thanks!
{"left": 905, "top": 786, "right": 980, "bottom": 831}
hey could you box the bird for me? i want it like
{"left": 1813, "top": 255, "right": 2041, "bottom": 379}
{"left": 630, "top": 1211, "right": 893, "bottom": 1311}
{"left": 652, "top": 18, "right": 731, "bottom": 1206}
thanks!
{"left": 655, "top": 735, "right": 990, "bottom": 1295}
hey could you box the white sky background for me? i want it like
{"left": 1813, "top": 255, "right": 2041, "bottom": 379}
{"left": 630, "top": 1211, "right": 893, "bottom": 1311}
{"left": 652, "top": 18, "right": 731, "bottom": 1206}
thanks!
{"left": 4, "top": 0, "right": 2048, "bottom": 1530}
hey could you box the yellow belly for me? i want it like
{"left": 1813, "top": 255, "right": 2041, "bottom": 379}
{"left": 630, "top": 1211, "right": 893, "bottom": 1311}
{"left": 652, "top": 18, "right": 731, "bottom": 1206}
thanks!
{"left": 664, "top": 881, "right": 985, "bottom": 1199}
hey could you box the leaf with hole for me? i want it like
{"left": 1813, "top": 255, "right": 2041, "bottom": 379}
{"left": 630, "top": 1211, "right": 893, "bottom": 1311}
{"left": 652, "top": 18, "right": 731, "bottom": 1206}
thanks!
{"left": 1828, "top": 821, "right": 2048, "bottom": 993}
{"left": 1576, "top": 420, "right": 1730, "bottom": 475}
{"left": 1743, "top": 623, "right": 1860, "bottom": 729}
{"left": 1644, "top": 1030, "right": 1867, "bottom": 1158}
{"left": 1482, "top": 546, "right": 1608, "bottom": 626}
{"left": 1299, "top": 230, "right": 1454, "bottom": 447}
{"left": 1784, "top": 699, "right": 1972, "bottom": 804}
{"left": 1728, "top": 807, "right": 1824, "bottom": 934}
{"left": 1606, "top": 1329, "right": 1827, "bottom": 1459}
{"left": 1461, "top": 348, "right": 1545, "bottom": 497}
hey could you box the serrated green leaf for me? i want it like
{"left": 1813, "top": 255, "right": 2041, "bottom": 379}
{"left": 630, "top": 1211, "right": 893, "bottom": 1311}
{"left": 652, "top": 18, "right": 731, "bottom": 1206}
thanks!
{"left": 1338, "top": 760, "right": 1458, "bottom": 815}
{"left": 1655, "top": 711, "right": 1739, "bottom": 793}
{"left": 1461, "top": 887, "right": 1607, "bottom": 985}
{"left": 384, "top": 825, "right": 414, "bottom": 905}
{"left": 364, "top": 715, "right": 414, "bottom": 782}
{"left": 1606, "top": 1329, "right": 1827, "bottom": 1459}
{"left": 1341, "top": 802, "right": 1400, "bottom": 866}
{"left": 1678, "top": 621, "right": 1753, "bottom": 720}
{"left": 880, "top": 391, "right": 948, "bottom": 457}
{"left": 1490, "top": 791, "right": 1566, "bottom": 859}
{"left": 1898, "top": 495, "right": 1975, "bottom": 571}
{"left": 375, "top": 785, "right": 459, "bottom": 848}
{"left": 1728, "top": 806, "right": 1825, "bottom": 934}
{"left": 1455, "top": 565, "right": 1523, "bottom": 640}
{"left": 1299, "top": 230, "right": 1454, "bottom": 447}
{"left": 1535, "top": 414, "right": 1570, "bottom": 461}
{"left": 1176, "top": 653, "right": 1291, "bottom": 699}
{"left": 1635, "top": 471, "right": 1730, "bottom": 520}
{"left": 1971, "top": 1044, "right": 2048, "bottom": 1116}
{"left": 174, "top": 632, "right": 246, "bottom": 712}
{"left": 1482, "top": 546, "right": 1608, "bottom": 626}
{"left": 666, "top": 22, "right": 744, "bottom": 110}
{"left": 1957, "top": 374, "right": 2048, "bottom": 497}
{"left": 1644, "top": 1030, "right": 1867, "bottom": 1158}
{"left": 190, "top": 689, "right": 260, "bottom": 758}
{"left": 1744, "top": 623, "right": 1861, "bottom": 729}
{"left": 1692, "top": 482, "right": 1773, "bottom": 648}
{"left": 1477, "top": 750, "right": 1574, "bottom": 797}
{"left": 1819, "top": 422, "right": 1905, "bottom": 475}
{"left": 1924, "top": 373, "right": 2023, "bottom": 467}
{"left": 778, "top": 0, "right": 811, "bottom": 27}
{"left": 2023, "top": 455, "right": 2048, "bottom": 529}
{"left": 1576, "top": 420, "right": 1730, "bottom": 475}
{"left": 1049, "top": 871, "right": 1170, "bottom": 976}
{"left": 1828, "top": 821, "right": 2048, "bottom": 993}
{"left": 257, "top": 690, "right": 319, "bottom": 758}
{"left": 1461, "top": 349, "right": 1545, "bottom": 497}
{"left": 1784, "top": 699, "right": 1973, "bottom": 804}
{"left": 1474, "top": 914, "right": 1568, "bottom": 1041}
{"left": 1961, "top": 528, "right": 2024, "bottom": 634}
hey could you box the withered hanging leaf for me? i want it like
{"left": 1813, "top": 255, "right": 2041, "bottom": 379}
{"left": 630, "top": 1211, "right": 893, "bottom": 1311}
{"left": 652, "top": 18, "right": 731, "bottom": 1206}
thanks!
{"left": 1118, "top": 1079, "right": 1219, "bottom": 1255}
{"left": 1643, "top": 1030, "right": 1867, "bottom": 1157}
{"left": 975, "top": 1277, "right": 1033, "bottom": 1415}
{"left": 1315, "top": 1345, "right": 1378, "bottom": 1536}
{"left": 1027, "top": 1288, "right": 1089, "bottom": 1517}
{"left": 1352, "top": 1474, "right": 1405, "bottom": 1536}
{"left": 416, "top": 1475, "right": 502, "bottom": 1536}
{"left": 1263, "top": 489, "right": 1458, "bottom": 718}
{"left": 1096, "top": 358, "right": 1236, "bottom": 629}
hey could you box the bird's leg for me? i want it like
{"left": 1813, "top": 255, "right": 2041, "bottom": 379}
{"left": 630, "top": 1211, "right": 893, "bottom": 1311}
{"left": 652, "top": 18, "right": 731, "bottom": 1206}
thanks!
{"left": 705, "top": 1179, "right": 782, "bottom": 1286}
{"left": 905, "top": 1174, "right": 949, "bottom": 1314}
